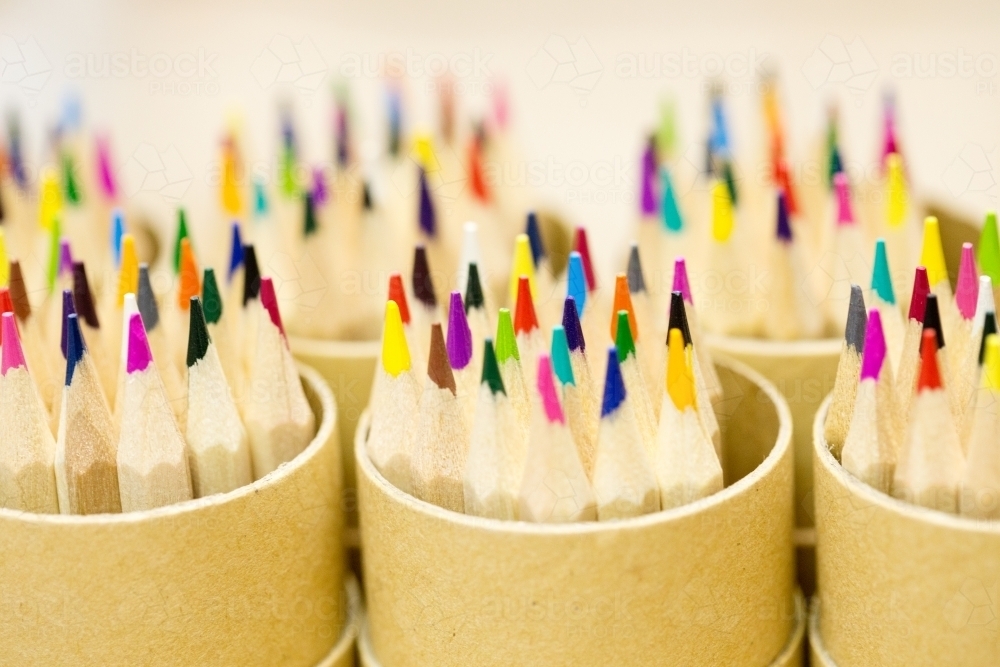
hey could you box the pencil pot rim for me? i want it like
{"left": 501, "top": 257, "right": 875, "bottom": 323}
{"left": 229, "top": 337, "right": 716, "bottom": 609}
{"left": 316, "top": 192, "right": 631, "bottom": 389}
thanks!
{"left": 0, "top": 363, "right": 347, "bottom": 667}
{"left": 356, "top": 355, "right": 799, "bottom": 667}
{"left": 811, "top": 394, "right": 1000, "bottom": 667}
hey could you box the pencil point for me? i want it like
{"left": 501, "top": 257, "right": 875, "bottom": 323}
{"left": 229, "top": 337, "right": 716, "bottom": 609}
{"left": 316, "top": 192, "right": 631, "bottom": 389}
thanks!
{"left": 672, "top": 257, "right": 693, "bottom": 304}
{"left": 259, "top": 277, "right": 286, "bottom": 340}
{"left": 885, "top": 153, "right": 908, "bottom": 228}
{"left": 303, "top": 191, "right": 318, "bottom": 236}
{"left": 137, "top": 264, "right": 160, "bottom": 332}
{"left": 661, "top": 167, "right": 684, "bottom": 232}
{"left": 464, "top": 263, "right": 484, "bottom": 312}
{"left": 126, "top": 312, "right": 154, "bottom": 374}
{"left": 955, "top": 243, "right": 978, "bottom": 320}
{"left": 776, "top": 189, "right": 792, "bottom": 241}
{"left": 846, "top": 285, "right": 867, "bottom": 352}
{"left": 920, "top": 217, "right": 948, "bottom": 287}
{"left": 427, "top": 323, "right": 455, "bottom": 393}
{"left": 0, "top": 230, "right": 7, "bottom": 287}
{"left": 908, "top": 267, "right": 930, "bottom": 322}
{"left": 514, "top": 276, "right": 539, "bottom": 335}
{"left": 242, "top": 244, "right": 261, "bottom": 305}
{"left": 228, "top": 223, "right": 244, "bottom": 282}
{"left": 109, "top": 209, "right": 125, "bottom": 267}
{"left": 978, "top": 211, "right": 1000, "bottom": 283}
{"left": 0, "top": 290, "right": 12, "bottom": 332}
{"left": 178, "top": 238, "right": 200, "bottom": 311}
{"left": 979, "top": 312, "right": 997, "bottom": 366}
{"left": 614, "top": 311, "right": 635, "bottom": 362}
{"left": 611, "top": 274, "right": 638, "bottom": 342}
{"left": 833, "top": 173, "right": 854, "bottom": 226}
{"left": 668, "top": 292, "right": 693, "bottom": 346}
{"left": 922, "top": 294, "right": 945, "bottom": 349}
{"left": 1, "top": 313, "right": 25, "bottom": 374}
{"left": 667, "top": 328, "right": 696, "bottom": 410}
{"left": 418, "top": 168, "right": 436, "bottom": 237}
{"left": 412, "top": 245, "right": 436, "bottom": 307}
{"left": 510, "top": 233, "right": 536, "bottom": 304}
{"left": 447, "top": 291, "right": 473, "bottom": 370}
{"left": 60, "top": 289, "right": 75, "bottom": 359}
{"left": 72, "top": 262, "right": 99, "bottom": 329}
{"left": 8, "top": 261, "right": 30, "bottom": 321}
{"left": 382, "top": 300, "right": 411, "bottom": 377}
{"left": 525, "top": 212, "right": 545, "bottom": 267}
{"left": 495, "top": 309, "right": 520, "bottom": 363}
{"left": 641, "top": 138, "right": 658, "bottom": 216}
{"left": 711, "top": 180, "right": 734, "bottom": 242}
{"left": 601, "top": 347, "right": 626, "bottom": 418}
{"left": 173, "top": 208, "right": 189, "bottom": 275}
{"left": 573, "top": 227, "right": 597, "bottom": 291}
{"left": 983, "top": 334, "right": 1000, "bottom": 390}
{"left": 626, "top": 244, "right": 647, "bottom": 294}
{"left": 567, "top": 251, "right": 587, "bottom": 315}
{"left": 860, "top": 310, "right": 887, "bottom": 381}
{"left": 481, "top": 338, "right": 505, "bottom": 395}
{"left": 59, "top": 238, "right": 74, "bottom": 278}
{"left": 871, "top": 239, "right": 896, "bottom": 305}
{"left": 387, "top": 273, "right": 411, "bottom": 324}
{"left": 117, "top": 234, "right": 139, "bottom": 307}
{"left": 187, "top": 296, "right": 211, "bottom": 368}
{"left": 562, "top": 297, "right": 585, "bottom": 352}
{"left": 917, "top": 329, "right": 942, "bottom": 392}
{"left": 202, "top": 268, "right": 223, "bottom": 324}
{"left": 536, "top": 354, "right": 564, "bottom": 424}
{"left": 551, "top": 325, "right": 575, "bottom": 386}
{"left": 64, "top": 313, "right": 85, "bottom": 386}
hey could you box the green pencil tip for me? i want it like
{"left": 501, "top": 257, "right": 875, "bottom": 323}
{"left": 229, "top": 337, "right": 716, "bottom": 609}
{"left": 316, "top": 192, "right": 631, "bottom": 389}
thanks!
{"left": 61, "top": 153, "right": 81, "bottom": 204}
{"left": 202, "top": 267, "right": 223, "bottom": 324}
{"left": 614, "top": 310, "right": 635, "bottom": 362}
{"left": 495, "top": 308, "right": 520, "bottom": 363}
{"left": 173, "top": 209, "right": 189, "bottom": 274}
{"left": 978, "top": 211, "right": 1000, "bottom": 283}
{"left": 481, "top": 338, "right": 505, "bottom": 395}
{"left": 186, "top": 296, "right": 211, "bottom": 368}
{"left": 871, "top": 239, "right": 896, "bottom": 305}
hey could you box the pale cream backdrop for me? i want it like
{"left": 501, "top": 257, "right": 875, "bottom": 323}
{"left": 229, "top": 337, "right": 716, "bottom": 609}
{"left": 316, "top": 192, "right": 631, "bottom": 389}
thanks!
{"left": 1, "top": 0, "right": 997, "bottom": 278}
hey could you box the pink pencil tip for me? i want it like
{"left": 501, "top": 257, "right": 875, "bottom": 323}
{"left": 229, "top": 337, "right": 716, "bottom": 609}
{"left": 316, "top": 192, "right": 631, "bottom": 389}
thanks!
{"left": 536, "top": 354, "right": 565, "bottom": 424}
{"left": 1, "top": 313, "right": 26, "bottom": 375}
{"left": 955, "top": 243, "right": 978, "bottom": 320}
{"left": 126, "top": 312, "right": 153, "bottom": 373}
{"left": 672, "top": 257, "right": 693, "bottom": 303}
{"left": 834, "top": 173, "right": 854, "bottom": 225}
{"left": 859, "top": 309, "right": 887, "bottom": 381}
{"left": 259, "top": 277, "right": 287, "bottom": 341}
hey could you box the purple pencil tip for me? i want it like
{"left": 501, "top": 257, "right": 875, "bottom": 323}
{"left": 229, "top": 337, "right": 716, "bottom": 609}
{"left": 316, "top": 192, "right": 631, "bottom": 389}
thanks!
{"left": 776, "top": 190, "right": 793, "bottom": 242}
{"left": 640, "top": 138, "right": 658, "bottom": 216}
{"left": 59, "top": 239, "right": 74, "bottom": 277}
{"left": 860, "top": 309, "right": 887, "bottom": 381}
{"left": 446, "top": 291, "right": 473, "bottom": 370}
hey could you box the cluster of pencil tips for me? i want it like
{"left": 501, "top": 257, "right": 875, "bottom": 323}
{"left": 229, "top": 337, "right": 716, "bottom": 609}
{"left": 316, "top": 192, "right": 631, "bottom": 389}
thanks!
{"left": 826, "top": 213, "right": 1000, "bottom": 519}
{"left": 367, "top": 213, "right": 727, "bottom": 522}
{"left": 0, "top": 218, "right": 313, "bottom": 515}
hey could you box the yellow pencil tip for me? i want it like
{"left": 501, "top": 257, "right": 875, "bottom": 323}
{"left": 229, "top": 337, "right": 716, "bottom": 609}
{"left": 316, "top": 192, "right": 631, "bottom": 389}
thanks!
{"left": 666, "top": 328, "right": 696, "bottom": 410}
{"left": 920, "top": 216, "right": 948, "bottom": 287}
{"left": 509, "top": 234, "right": 536, "bottom": 304}
{"left": 711, "top": 180, "right": 734, "bottom": 242}
{"left": 382, "top": 300, "right": 411, "bottom": 376}
{"left": 984, "top": 334, "right": 1000, "bottom": 391}
{"left": 0, "top": 229, "right": 8, "bottom": 287}
{"left": 117, "top": 234, "right": 139, "bottom": 306}
{"left": 885, "top": 153, "right": 907, "bottom": 228}
{"left": 413, "top": 133, "right": 437, "bottom": 173}
{"left": 38, "top": 167, "right": 62, "bottom": 230}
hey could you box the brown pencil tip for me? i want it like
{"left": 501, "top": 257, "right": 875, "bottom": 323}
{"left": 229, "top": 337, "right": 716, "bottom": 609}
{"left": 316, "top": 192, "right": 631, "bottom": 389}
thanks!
{"left": 427, "top": 322, "right": 456, "bottom": 394}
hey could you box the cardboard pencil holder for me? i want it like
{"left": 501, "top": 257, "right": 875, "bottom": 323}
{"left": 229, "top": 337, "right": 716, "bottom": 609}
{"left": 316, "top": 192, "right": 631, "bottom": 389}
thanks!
{"left": 292, "top": 336, "right": 380, "bottom": 545}
{"left": 706, "top": 335, "right": 840, "bottom": 591}
{"left": 810, "top": 396, "right": 1000, "bottom": 667}
{"left": 0, "top": 364, "right": 348, "bottom": 667}
{"left": 355, "top": 356, "right": 803, "bottom": 667}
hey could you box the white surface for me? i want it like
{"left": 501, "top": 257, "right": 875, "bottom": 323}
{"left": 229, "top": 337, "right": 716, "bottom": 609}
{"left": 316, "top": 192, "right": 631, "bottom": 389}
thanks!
{"left": 1, "top": 0, "right": 997, "bottom": 277}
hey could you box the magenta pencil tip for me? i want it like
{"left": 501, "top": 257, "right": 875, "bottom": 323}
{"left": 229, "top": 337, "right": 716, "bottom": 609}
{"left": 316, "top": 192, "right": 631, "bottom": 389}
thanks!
{"left": 536, "top": 354, "right": 565, "bottom": 424}
{"left": 955, "top": 243, "right": 979, "bottom": 320}
{"left": 126, "top": 312, "right": 153, "bottom": 374}
{"left": 446, "top": 291, "right": 473, "bottom": 370}
{"left": 1, "top": 313, "right": 26, "bottom": 375}
{"left": 672, "top": 257, "right": 693, "bottom": 303}
{"left": 859, "top": 309, "right": 886, "bottom": 381}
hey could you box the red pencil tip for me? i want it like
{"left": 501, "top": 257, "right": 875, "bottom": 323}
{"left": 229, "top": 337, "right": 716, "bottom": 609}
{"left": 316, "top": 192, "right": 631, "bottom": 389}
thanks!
{"left": 388, "top": 273, "right": 411, "bottom": 324}
{"left": 573, "top": 227, "right": 597, "bottom": 291}
{"left": 514, "top": 276, "right": 539, "bottom": 334}
{"left": 917, "top": 329, "right": 942, "bottom": 391}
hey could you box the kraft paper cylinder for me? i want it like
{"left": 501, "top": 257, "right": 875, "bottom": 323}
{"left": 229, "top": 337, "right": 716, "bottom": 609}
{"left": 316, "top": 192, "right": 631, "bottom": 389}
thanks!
{"left": 0, "top": 364, "right": 346, "bottom": 667}
{"left": 812, "top": 396, "right": 1000, "bottom": 667}
{"left": 292, "top": 336, "right": 379, "bottom": 544}
{"left": 356, "top": 356, "right": 797, "bottom": 667}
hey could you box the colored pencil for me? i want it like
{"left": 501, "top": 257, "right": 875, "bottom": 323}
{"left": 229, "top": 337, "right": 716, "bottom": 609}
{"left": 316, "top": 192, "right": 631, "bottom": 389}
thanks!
{"left": 870, "top": 239, "right": 905, "bottom": 372}
{"left": 8, "top": 260, "right": 56, "bottom": 413}
{"left": 961, "top": 333, "right": 1000, "bottom": 519}
{"left": 764, "top": 189, "right": 823, "bottom": 340}
{"left": 668, "top": 292, "right": 721, "bottom": 456}
{"left": 613, "top": 309, "right": 656, "bottom": 453}
{"left": 551, "top": 324, "right": 595, "bottom": 478}
{"left": 671, "top": 257, "right": 721, "bottom": 402}
{"left": 495, "top": 307, "right": 530, "bottom": 423}
{"left": 824, "top": 285, "right": 867, "bottom": 456}
{"left": 446, "top": 290, "right": 477, "bottom": 422}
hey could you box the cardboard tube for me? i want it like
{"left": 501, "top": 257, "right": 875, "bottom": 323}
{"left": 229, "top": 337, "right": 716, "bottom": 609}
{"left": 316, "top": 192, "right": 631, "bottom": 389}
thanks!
{"left": 0, "top": 365, "right": 345, "bottom": 667}
{"left": 357, "top": 356, "right": 797, "bottom": 667}
{"left": 813, "top": 396, "right": 1000, "bottom": 667}
{"left": 292, "top": 336, "right": 379, "bottom": 545}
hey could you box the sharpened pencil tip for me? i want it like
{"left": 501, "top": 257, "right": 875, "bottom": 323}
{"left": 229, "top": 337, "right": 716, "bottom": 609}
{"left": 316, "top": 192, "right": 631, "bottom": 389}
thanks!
{"left": 187, "top": 297, "right": 211, "bottom": 368}
{"left": 551, "top": 325, "right": 575, "bottom": 386}
{"left": 922, "top": 294, "right": 945, "bottom": 349}
{"left": 388, "top": 273, "right": 411, "bottom": 324}
{"left": 525, "top": 212, "right": 545, "bottom": 267}
{"left": 567, "top": 252, "right": 587, "bottom": 316}
{"left": 614, "top": 310, "right": 635, "bottom": 363}
{"left": 860, "top": 309, "right": 886, "bottom": 381}
{"left": 64, "top": 313, "right": 85, "bottom": 386}
{"left": 382, "top": 300, "right": 411, "bottom": 377}
{"left": 126, "top": 312, "right": 154, "bottom": 374}
{"left": 514, "top": 276, "right": 539, "bottom": 335}
{"left": 601, "top": 346, "right": 626, "bottom": 418}
{"left": 427, "top": 322, "right": 455, "bottom": 393}
{"left": 495, "top": 308, "right": 520, "bottom": 363}
{"left": 447, "top": 291, "right": 473, "bottom": 370}
{"left": 611, "top": 274, "right": 638, "bottom": 343}
{"left": 412, "top": 245, "right": 436, "bottom": 307}
{"left": 137, "top": 264, "right": 160, "bottom": 332}
{"left": 955, "top": 243, "right": 978, "bottom": 320}
{"left": 908, "top": 267, "right": 930, "bottom": 322}
{"left": 871, "top": 239, "right": 896, "bottom": 305}
{"left": 626, "top": 244, "right": 647, "bottom": 294}
{"left": 917, "top": 329, "right": 942, "bottom": 391}
{"left": 920, "top": 216, "right": 948, "bottom": 288}
{"left": 242, "top": 245, "right": 261, "bottom": 305}
{"left": 846, "top": 285, "right": 867, "bottom": 352}
{"left": 537, "top": 354, "right": 565, "bottom": 424}
{"left": 666, "top": 328, "right": 696, "bottom": 410}
{"left": 562, "top": 297, "right": 585, "bottom": 352}
{"left": 481, "top": 338, "right": 505, "bottom": 395}
{"left": 1, "top": 313, "right": 26, "bottom": 374}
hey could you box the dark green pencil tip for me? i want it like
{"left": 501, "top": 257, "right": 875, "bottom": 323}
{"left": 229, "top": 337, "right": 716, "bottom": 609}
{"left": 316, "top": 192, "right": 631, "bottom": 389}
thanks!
{"left": 187, "top": 296, "right": 211, "bottom": 368}
{"left": 481, "top": 338, "right": 505, "bottom": 395}
{"left": 614, "top": 310, "right": 635, "bottom": 362}
{"left": 202, "top": 267, "right": 223, "bottom": 324}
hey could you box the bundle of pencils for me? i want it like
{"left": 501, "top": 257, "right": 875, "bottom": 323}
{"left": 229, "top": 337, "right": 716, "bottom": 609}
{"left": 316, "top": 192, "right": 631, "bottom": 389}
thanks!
{"left": 366, "top": 229, "right": 723, "bottom": 522}
{"left": 827, "top": 212, "right": 1000, "bottom": 518}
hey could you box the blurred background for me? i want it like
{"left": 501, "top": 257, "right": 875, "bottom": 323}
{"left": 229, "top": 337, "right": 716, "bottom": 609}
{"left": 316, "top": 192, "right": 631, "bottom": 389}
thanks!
{"left": 1, "top": 0, "right": 997, "bottom": 277}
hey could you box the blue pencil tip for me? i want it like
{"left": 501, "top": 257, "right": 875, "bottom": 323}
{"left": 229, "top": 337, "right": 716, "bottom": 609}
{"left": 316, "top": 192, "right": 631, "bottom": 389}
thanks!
{"left": 65, "top": 313, "right": 86, "bottom": 386}
{"left": 228, "top": 223, "right": 245, "bottom": 282}
{"left": 567, "top": 251, "right": 587, "bottom": 316}
{"left": 562, "top": 296, "right": 586, "bottom": 352}
{"left": 111, "top": 209, "right": 125, "bottom": 267}
{"left": 60, "top": 289, "right": 76, "bottom": 360}
{"left": 525, "top": 212, "right": 545, "bottom": 267}
{"left": 776, "top": 190, "right": 792, "bottom": 241}
{"left": 418, "top": 167, "right": 436, "bottom": 237}
{"left": 601, "top": 346, "right": 626, "bottom": 417}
